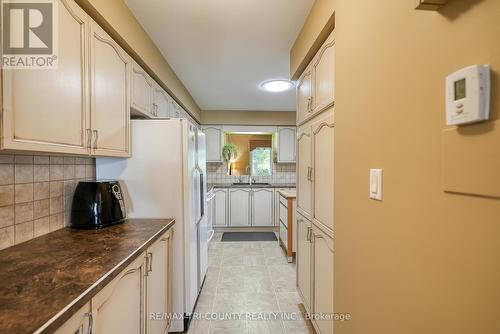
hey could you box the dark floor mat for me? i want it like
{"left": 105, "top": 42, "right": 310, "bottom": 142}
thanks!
{"left": 221, "top": 232, "right": 277, "bottom": 242}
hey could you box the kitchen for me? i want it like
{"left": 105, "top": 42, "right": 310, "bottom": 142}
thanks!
{"left": 0, "top": 0, "right": 332, "bottom": 333}
{"left": 1, "top": 0, "right": 499, "bottom": 334}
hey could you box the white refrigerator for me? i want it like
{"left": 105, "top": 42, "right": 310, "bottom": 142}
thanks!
{"left": 96, "top": 119, "right": 208, "bottom": 332}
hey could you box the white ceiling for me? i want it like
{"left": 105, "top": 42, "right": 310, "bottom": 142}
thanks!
{"left": 125, "top": 0, "right": 314, "bottom": 112}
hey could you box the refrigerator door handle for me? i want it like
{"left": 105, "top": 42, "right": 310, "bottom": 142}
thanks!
{"left": 195, "top": 164, "right": 205, "bottom": 224}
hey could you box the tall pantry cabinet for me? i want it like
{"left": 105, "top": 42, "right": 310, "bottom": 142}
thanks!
{"left": 295, "top": 29, "right": 335, "bottom": 334}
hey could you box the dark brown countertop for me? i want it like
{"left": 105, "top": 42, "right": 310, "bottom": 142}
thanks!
{"left": 0, "top": 218, "right": 175, "bottom": 334}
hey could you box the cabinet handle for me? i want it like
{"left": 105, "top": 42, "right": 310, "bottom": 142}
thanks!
{"left": 309, "top": 96, "right": 314, "bottom": 112}
{"left": 92, "top": 130, "right": 98, "bottom": 150}
{"left": 148, "top": 252, "right": 153, "bottom": 273}
{"left": 84, "top": 312, "right": 93, "bottom": 334}
{"left": 144, "top": 254, "right": 150, "bottom": 277}
{"left": 306, "top": 226, "right": 312, "bottom": 242}
{"left": 86, "top": 129, "right": 92, "bottom": 149}
{"left": 307, "top": 167, "right": 313, "bottom": 181}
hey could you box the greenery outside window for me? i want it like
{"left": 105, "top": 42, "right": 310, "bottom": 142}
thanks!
{"left": 251, "top": 147, "right": 272, "bottom": 176}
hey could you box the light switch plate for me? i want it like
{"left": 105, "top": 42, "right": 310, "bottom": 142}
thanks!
{"left": 369, "top": 169, "right": 383, "bottom": 201}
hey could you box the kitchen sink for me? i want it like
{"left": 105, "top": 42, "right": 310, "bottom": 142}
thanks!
{"left": 231, "top": 182, "right": 271, "bottom": 186}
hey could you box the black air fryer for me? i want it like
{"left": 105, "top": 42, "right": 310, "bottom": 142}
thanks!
{"left": 70, "top": 181, "right": 126, "bottom": 229}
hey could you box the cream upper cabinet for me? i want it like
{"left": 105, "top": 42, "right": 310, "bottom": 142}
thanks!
{"left": 277, "top": 127, "right": 296, "bottom": 163}
{"left": 297, "top": 121, "right": 313, "bottom": 220}
{"left": 203, "top": 126, "right": 224, "bottom": 162}
{"left": 296, "top": 65, "right": 313, "bottom": 125}
{"left": 146, "top": 230, "right": 173, "bottom": 334}
{"left": 312, "top": 108, "right": 334, "bottom": 232}
{"left": 252, "top": 188, "right": 274, "bottom": 226}
{"left": 153, "top": 83, "right": 171, "bottom": 118}
{"left": 1, "top": 0, "right": 90, "bottom": 155}
{"left": 131, "top": 61, "right": 154, "bottom": 117}
{"left": 214, "top": 188, "right": 228, "bottom": 226}
{"left": 53, "top": 302, "right": 91, "bottom": 334}
{"left": 296, "top": 212, "right": 312, "bottom": 313}
{"left": 311, "top": 30, "right": 335, "bottom": 114}
{"left": 229, "top": 188, "right": 251, "bottom": 226}
{"left": 89, "top": 20, "right": 131, "bottom": 157}
{"left": 92, "top": 255, "right": 145, "bottom": 334}
{"left": 312, "top": 225, "right": 334, "bottom": 334}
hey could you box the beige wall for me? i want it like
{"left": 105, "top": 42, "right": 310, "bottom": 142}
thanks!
{"left": 289, "top": 0, "right": 335, "bottom": 80}
{"left": 201, "top": 110, "right": 296, "bottom": 126}
{"left": 75, "top": 0, "right": 201, "bottom": 121}
{"left": 333, "top": 0, "right": 500, "bottom": 333}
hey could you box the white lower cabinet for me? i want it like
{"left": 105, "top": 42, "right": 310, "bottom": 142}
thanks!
{"left": 146, "top": 230, "right": 173, "bottom": 334}
{"left": 296, "top": 212, "right": 312, "bottom": 313}
{"left": 92, "top": 255, "right": 144, "bottom": 334}
{"left": 55, "top": 229, "right": 173, "bottom": 334}
{"left": 214, "top": 188, "right": 228, "bottom": 226}
{"left": 296, "top": 213, "right": 333, "bottom": 334}
{"left": 229, "top": 188, "right": 251, "bottom": 226}
{"left": 252, "top": 188, "right": 274, "bottom": 226}
{"left": 228, "top": 188, "right": 275, "bottom": 227}
{"left": 311, "top": 225, "right": 334, "bottom": 334}
{"left": 53, "top": 302, "right": 92, "bottom": 334}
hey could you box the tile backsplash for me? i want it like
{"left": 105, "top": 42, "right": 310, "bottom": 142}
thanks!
{"left": 207, "top": 162, "right": 296, "bottom": 184}
{"left": 0, "top": 155, "right": 95, "bottom": 250}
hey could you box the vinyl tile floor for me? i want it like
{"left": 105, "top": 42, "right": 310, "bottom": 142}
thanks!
{"left": 187, "top": 233, "right": 315, "bottom": 334}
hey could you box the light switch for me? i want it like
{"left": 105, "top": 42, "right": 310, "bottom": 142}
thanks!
{"left": 369, "top": 169, "right": 383, "bottom": 201}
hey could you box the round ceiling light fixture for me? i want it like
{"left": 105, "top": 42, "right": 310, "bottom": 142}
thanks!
{"left": 260, "top": 79, "right": 295, "bottom": 93}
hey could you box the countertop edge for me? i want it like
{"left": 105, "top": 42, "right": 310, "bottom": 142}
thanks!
{"left": 278, "top": 189, "right": 297, "bottom": 199}
{"left": 34, "top": 219, "right": 175, "bottom": 334}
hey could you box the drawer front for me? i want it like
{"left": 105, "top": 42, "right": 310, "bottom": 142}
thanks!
{"left": 279, "top": 222, "right": 288, "bottom": 247}
{"left": 279, "top": 194, "right": 288, "bottom": 206}
{"left": 279, "top": 202, "right": 288, "bottom": 225}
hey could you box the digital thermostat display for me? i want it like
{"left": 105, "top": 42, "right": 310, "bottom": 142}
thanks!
{"left": 454, "top": 78, "right": 466, "bottom": 101}
{"left": 445, "top": 65, "right": 490, "bottom": 126}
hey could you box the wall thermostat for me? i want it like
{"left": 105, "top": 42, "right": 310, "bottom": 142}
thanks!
{"left": 445, "top": 64, "right": 490, "bottom": 126}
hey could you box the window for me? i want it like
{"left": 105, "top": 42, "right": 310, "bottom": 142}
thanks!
{"left": 251, "top": 147, "right": 272, "bottom": 176}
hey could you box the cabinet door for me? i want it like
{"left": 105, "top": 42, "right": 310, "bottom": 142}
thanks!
{"left": 296, "top": 212, "right": 312, "bottom": 313}
{"left": 252, "top": 188, "right": 273, "bottom": 226}
{"left": 229, "top": 188, "right": 251, "bottom": 226}
{"left": 154, "top": 84, "right": 171, "bottom": 118}
{"left": 203, "top": 127, "right": 224, "bottom": 162}
{"left": 296, "top": 122, "right": 313, "bottom": 220}
{"left": 312, "top": 108, "right": 334, "bottom": 232}
{"left": 89, "top": 20, "right": 131, "bottom": 157}
{"left": 277, "top": 127, "right": 296, "bottom": 163}
{"left": 214, "top": 189, "right": 228, "bottom": 226}
{"left": 131, "top": 62, "right": 154, "bottom": 117}
{"left": 296, "top": 65, "right": 313, "bottom": 125}
{"left": 312, "top": 30, "right": 335, "bottom": 114}
{"left": 92, "top": 255, "right": 145, "bottom": 334}
{"left": 1, "top": 0, "right": 90, "bottom": 155}
{"left": 312, "top": 225, "right": 334, "bottom": 334}
{"left": 54, "top": 302, "right": 91, "bottom": 334}
{"left": 146, "top": 230, "right": 173, "bottom": 334}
